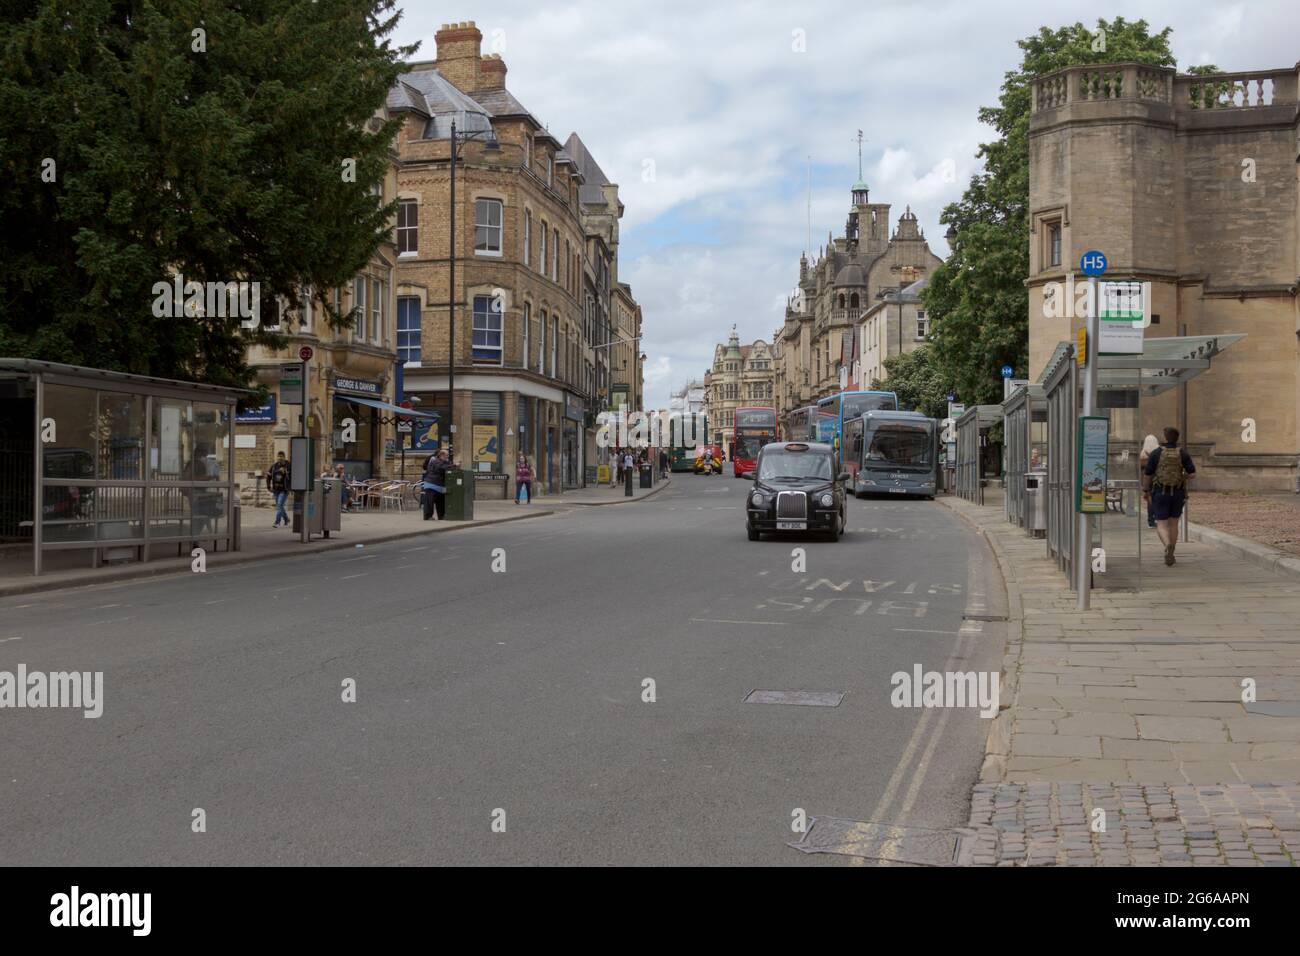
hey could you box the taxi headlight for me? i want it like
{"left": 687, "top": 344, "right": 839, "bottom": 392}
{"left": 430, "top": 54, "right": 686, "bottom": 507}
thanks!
{"left": 819, "top": 493, "right": 834, "bottom": 507}
{"left": 750, "top": 492, "right": 766, "bottom": 507}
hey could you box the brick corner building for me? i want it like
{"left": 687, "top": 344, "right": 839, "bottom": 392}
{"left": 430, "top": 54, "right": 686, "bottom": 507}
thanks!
{"left": 387, "top": 21, "right": 643, "bottom": 495}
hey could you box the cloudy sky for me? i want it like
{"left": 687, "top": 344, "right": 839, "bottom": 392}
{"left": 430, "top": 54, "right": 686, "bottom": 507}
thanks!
{"left": 392, "top": 0, "right": 1296, "bottom": 408}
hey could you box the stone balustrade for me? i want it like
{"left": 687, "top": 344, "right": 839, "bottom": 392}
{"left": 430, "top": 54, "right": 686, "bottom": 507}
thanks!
{"left": 1032, "top": 63, "right": 1298, "bottom": 114}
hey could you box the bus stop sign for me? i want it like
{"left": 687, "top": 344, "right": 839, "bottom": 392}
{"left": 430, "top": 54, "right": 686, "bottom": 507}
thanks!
{"left": 1080, "top": 250, "right": 1107, "bottom": 276}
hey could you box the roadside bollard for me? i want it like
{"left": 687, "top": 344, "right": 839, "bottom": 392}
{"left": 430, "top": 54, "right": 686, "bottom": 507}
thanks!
{"left": 625, "top": 465, "right": 634, "bottom": 497}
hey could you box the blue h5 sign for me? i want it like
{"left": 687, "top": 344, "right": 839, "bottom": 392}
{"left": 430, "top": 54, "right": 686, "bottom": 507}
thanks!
{"left": 1080, "top": 250, "right": 1107, "bottom": 276}
{"left": 1001, "top": 365, "right": 1014, "bottom": 379}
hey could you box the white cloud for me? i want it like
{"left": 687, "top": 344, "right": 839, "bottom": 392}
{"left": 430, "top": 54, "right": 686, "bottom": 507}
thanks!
{"left": 395, "top": 0, "right": 1299, "bottom": 407}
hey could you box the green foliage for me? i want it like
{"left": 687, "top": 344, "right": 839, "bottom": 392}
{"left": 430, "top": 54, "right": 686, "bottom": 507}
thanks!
{"left": 870, "top": 345, "right": 948, "bottom": 420}
{"left": 0, "top": 0, "right": 416, "bottom": 390}
{"left": 924, "top": 18, "right": 1205, "bottom": 406}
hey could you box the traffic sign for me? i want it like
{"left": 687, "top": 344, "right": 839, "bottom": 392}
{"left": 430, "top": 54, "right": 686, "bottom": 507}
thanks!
{"left": 1080, "top": 250, "right": 1107, "bottom": 276}
{"left": 299, "top": 345, "right": 313, "bottom": 362}
{"left": 1001, "top": 365, "right": 1014, "bottom": 379}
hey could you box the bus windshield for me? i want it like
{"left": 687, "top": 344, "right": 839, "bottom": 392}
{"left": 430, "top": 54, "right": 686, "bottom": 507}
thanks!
{"left": 863, "top": 422, "right": 933, "bottom": 470}
{"left": 843, "top": 392, "right": 898, "bottom": 419}
{"left": 758, "top": 451, "right": 833, "bottom": 481}
{"left": 735, "top": 434, "right": 767, "bottom": 460}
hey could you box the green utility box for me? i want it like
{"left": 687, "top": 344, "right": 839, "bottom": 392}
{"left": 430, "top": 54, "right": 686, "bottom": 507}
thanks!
{"left": 445, "top": 469, "right": 474, "bottom": 520}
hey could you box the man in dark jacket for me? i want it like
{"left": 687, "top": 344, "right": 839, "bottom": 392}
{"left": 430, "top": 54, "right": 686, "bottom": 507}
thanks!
{"left": 266, "top": 451, "right": 291, "bottom": 527}
{"left": 1144, "top": 426, "right": 1196, "bottom": 566}
{"left": 422, "top": 449, "right": 451, "bottom": 521}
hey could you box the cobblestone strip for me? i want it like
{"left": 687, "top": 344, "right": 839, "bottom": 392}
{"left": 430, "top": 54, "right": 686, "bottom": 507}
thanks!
{"left": 967, "top": 782, "right": 1300, "bottom": 866}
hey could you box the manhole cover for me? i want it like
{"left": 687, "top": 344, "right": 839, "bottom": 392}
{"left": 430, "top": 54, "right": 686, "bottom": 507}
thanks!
{"left": 789, "top": 817, "right": 962, "bottom": 865}
{"left": 743, "top": 690, "right": 844, "bottom": 707}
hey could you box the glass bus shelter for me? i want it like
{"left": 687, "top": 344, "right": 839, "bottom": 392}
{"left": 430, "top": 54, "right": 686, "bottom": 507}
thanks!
{"left": 954, "top": 405, "right": 1002, "bottom": 505}
{"left": 1039, "top": 334, "right": 1243, "bottom": 592}
{"left": 1002, "top": 384, "right": 1047, "bottom": 529}
{"left": 0, "top": 358, "right": 250, "bottom": 576}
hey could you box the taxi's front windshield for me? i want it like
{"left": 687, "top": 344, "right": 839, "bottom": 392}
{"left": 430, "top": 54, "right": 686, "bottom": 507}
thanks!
{"left": 758, "top": 451, "right": 832, "bottom": 481}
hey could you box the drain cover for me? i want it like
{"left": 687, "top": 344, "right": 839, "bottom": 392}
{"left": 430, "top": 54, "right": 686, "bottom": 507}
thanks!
{"left": 789, "top": 817, "right": 962, "bottom": 865}
{"left": 743, "top": 690, "right": 844, "bottom": 707}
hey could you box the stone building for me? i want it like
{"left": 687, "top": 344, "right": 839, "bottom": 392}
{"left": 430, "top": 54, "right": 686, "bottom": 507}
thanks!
{"left": 1028, "top": 61, "right": 1300, "bottom": 491}
{"left": 703, "top": 328, "right": 775, "bottom": 456}
{"left": 857, "top": 276, "right": 930, "bottom": 388}
{"left": 386, "top": 21, "right": 640, "bottom": 494}
{"left": 776, "top": 181, "right": 943, "bottom": 431}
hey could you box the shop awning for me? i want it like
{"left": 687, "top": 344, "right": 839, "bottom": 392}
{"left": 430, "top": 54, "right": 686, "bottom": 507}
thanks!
{"left": 336, "top": 394, "right": 439, "bottom": 421}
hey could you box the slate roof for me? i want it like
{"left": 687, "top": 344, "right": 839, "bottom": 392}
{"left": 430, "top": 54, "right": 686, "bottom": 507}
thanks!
{"left": 389, "top": 68, "right": 494, "bottom": 139}
{"left": 564, "top": 132, "right": 615, "bottom": 205}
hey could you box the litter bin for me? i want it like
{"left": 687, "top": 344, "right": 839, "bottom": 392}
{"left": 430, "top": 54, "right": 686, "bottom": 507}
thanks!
{"left": 444, "top": 469, "right": 474, "bottom": 521}
{"left": 320, "top": 479, "right": 342, "bottom": 537}
{"left": 639, "top": 464, "right": 652, "bottom": 489}
{"left": 1025, "top": 471, "right": 1047, "bottom": 535}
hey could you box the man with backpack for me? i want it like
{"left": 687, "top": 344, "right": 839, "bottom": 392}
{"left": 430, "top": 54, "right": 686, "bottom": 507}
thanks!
{"left": 1144, "top": 426, "right": 1196, "bottom": 566}
{"left": 266, "top": 451, "right": 291, "bottom": 528}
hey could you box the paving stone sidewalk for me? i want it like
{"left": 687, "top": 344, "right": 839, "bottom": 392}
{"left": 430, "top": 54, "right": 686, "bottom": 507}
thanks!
{"left": 941, "top": 493, "right": 1300, "bottom": 866}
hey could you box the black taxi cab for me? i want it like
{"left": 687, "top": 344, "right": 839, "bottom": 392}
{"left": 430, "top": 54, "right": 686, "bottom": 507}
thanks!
{"left": 745, "top": 441, "right": 848, "bottom": 542}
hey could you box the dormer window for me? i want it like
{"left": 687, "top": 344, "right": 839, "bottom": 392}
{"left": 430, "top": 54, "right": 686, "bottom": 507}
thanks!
{"left": 546, "top": 155, "right": 553, "bottom": 187}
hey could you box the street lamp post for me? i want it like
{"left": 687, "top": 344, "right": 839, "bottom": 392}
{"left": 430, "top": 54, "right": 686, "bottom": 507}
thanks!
{"left": 447, "top": 117, "right": 499, "bottom": 460}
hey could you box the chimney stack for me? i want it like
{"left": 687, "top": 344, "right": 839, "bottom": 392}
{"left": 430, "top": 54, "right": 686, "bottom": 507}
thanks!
{"left": 479, "top": 53, "right": 507, "bottom": 90}
{"left": 434, "top": 21, "right": 483, "bottom": 91}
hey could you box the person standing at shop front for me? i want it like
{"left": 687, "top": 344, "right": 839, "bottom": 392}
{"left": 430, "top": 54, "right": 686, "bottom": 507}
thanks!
{"left": 515, "top": 454, "right": 534, "bottom": 504}
{"left": 266, "top": 451, "right": 291, "bottom": 528}
{"left": 422, "top": 449, "right": 451, "bottom": 521}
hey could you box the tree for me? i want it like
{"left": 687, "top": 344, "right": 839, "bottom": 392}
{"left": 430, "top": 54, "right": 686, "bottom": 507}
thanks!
{"left": 924, "top": 18, "right": 1208, "bottom": 405}
{"left": 870, "top": 345, "right": 948, "bottom": 420}
{"left": 0, "top": 0, "right": 415, "bottom": 391}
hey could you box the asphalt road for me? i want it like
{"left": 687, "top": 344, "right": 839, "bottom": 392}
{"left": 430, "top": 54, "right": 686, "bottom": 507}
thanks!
{"left": 0, "top": 473, "right": 1006, "bottom": 865}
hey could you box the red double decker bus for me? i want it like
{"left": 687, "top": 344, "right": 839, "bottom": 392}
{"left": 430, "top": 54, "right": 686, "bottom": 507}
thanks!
{"left": 733, "top": 407, "right": 778, "bottom": 478}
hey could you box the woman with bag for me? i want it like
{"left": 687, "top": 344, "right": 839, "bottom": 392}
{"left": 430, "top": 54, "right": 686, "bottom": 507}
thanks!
{"left": 515, "top": 454, "right": 534, "bottom": 504}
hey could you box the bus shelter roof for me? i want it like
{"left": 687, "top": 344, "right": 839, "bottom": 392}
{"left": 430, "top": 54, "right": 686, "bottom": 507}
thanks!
{"left": 1038, "top": 334, "right": 1245, "bottom": 397}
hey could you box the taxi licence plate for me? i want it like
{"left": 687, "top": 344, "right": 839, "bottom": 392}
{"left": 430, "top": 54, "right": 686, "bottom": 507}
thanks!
{"left": 776, "top": 521, "right": 806, "bottom": 530}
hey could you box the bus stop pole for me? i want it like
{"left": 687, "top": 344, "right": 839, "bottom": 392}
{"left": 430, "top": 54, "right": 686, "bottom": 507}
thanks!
{"left": 300, "top": 357, "right": 309, "bottom": 544}
{"left": 1076, "top": 277, "right": 1099, "bottom": 611}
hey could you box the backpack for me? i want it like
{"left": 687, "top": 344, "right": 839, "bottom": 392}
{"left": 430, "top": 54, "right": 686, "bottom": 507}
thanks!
{"left": 1152, "top": 446, "right": 1187, "bottom": 490}
{"left": 269, "top": 461, "right": 289, "bottom": 492}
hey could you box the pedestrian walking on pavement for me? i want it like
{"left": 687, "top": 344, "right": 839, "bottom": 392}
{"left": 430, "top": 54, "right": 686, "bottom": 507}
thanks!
{"left": 266, "top": 451, "right": 291, "bottom": 527}
{"left": 422, "top": 449, "right": 451, "bottom": 521}
{"left": 623, "top": 450, "right": 634, "bottom": 485}
{"left": 1144, "top": 427, "right": 1196, "bottom": 566}
{"left": 515, "top": 454, "right": 533, "bottom": 504}
{"left": 659, "top": 448, "right": 669, "bottom": 479}
{"left": 1139, "top": 434, "right": 1159, "bottom": 529}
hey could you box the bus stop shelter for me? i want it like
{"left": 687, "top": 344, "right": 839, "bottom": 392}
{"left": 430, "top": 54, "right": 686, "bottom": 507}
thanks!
{"left": 1039, "top": 334, "right": 1243, "bottom": 592}
{"left": 1002, "top": 384, "right": 1046, "bottom": 529}
{"left": 0, "top": 358, "right": 250, "bottom": 576}
{"left": 954, "top": 405, "right": 1001, "bottom": 505}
